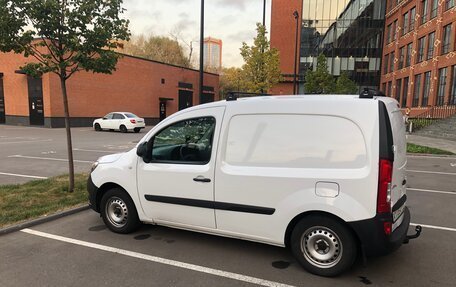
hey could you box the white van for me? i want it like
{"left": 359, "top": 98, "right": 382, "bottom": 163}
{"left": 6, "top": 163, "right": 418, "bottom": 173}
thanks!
{"left": 87, "top": 93, "right": 421, "bottom": 276}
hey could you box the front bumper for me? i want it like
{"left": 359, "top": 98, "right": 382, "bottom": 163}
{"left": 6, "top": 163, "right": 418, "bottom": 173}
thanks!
{"left": 87, "top": 175, "right": 100, "bottom": 212}
{"left": 349, "top": 207, "right": 411, "bottom": 257}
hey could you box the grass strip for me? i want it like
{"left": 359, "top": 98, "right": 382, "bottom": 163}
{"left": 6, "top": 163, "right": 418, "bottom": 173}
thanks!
{"left": 407, "top": 143, "right": 455, "bottom": 155}
{"left": 0, "top": 173, "right": 88, "bottom": 228}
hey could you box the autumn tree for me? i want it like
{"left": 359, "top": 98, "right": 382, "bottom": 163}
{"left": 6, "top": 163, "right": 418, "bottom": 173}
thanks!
{"left": 304, "top": 54, "right": 335, "bottom": 94}
{"left": 240, "top": 23, "right": 281, "bottom": 93}
{"left": 335, "top": 71, "right": 358, "bottom": 94}
{"left": 120, "top": 34, "right": 191, "bottom": 68}
{"left": 219, "top": 67, "right": 248, "bottom": 99}
{"left": 0, "top": 0, "right": 130, "bottom": 191}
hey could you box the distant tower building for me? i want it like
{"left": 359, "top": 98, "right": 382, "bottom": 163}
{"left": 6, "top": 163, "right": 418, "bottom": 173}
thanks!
{"left": 203, "top": 37, "right": 222, "bottom": 73}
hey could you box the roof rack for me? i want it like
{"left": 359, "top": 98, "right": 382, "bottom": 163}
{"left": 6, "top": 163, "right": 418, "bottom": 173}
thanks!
{"left": 226, "top": 92, "right": 238, "bottom": 101}
{"left": 360, "top": 88, "right": 386, "bottom": 99}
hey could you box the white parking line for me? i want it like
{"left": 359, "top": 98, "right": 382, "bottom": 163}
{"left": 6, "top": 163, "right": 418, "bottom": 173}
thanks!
{"left": 0, "top": 139, "right": 52, "bottom": 145}
{"left": 20, "top": 228, "right": 294, "bottom": 287}
{"left": 411, "top": 223, "right": 456, "bottom": 232}
{"left": 407, "top": 188, "right": 455, "bottom": 195}
{"left": 74, "top": 148, "right": 114, "bottom": 153}
{"left": 8, "top": 155, "right": 93, "bottom": 163}
{"left": 406, "top": 169, "right": 456, "bottom": 176}
{"left": 0, "top": 172, "right": 48, "bottom": 179}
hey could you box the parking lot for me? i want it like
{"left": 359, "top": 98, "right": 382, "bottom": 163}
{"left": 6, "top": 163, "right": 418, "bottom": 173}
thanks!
{"left": 1, "top": 125, "right": 456, "bottom": 286}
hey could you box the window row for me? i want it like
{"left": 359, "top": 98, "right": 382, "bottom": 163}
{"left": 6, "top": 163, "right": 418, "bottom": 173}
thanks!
{"left": 382, "top": 65, "right": 456, "bottom": 107}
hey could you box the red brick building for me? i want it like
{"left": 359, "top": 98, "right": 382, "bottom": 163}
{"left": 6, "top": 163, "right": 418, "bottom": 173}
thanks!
{"left": 270, "top": 0, "right": 303, "bottom": 95}
{"left": 0, "top": 52, "right": 219, "bottom": 127}
{"left": 380, "top": 0, "right": 456, "bottom": 116}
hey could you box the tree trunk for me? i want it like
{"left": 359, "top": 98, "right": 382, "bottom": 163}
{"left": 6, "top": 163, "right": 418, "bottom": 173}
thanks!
{"left": 59, "top": 76, "right": 75, "bottom": 192}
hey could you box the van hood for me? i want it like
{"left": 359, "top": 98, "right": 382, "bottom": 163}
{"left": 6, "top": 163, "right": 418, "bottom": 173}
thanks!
{"left": 98, "top": 153, "right": 124, "bottom": 164}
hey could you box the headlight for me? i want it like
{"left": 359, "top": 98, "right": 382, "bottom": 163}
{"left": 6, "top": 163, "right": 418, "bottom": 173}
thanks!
{"left": 91, "top": 161, "right": 99, "bottom": 173}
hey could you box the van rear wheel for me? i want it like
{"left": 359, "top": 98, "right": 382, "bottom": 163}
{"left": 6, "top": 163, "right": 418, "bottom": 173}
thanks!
{"left": 100, "top": 188, "right": 141, "bottom": 234}
{"left": 290, "top": 215, "right": 357, "bottom": 277}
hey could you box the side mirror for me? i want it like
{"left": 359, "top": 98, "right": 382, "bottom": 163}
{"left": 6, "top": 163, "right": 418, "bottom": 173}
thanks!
{"left": 137, "top": 141, "right": 148, "bottom": 157}
{"left": 102, "top": 117, "right": 107, "bottom": 120}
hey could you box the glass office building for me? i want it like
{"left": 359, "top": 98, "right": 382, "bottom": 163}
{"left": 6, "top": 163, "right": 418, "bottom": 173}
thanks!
{"left": 299, "top": 0, "right": 386, "bottom": 93}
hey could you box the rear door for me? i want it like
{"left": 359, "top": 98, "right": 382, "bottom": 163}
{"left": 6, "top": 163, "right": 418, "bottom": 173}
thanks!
{"left": 379, "top": 98, "right": 407, "bottom": 228}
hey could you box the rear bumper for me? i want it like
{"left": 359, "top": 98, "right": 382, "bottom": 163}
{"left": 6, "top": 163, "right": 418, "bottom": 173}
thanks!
{"left": 87, "top": 175, "right": 100, "bottom": 213}
{"left": 348, "top": 207, "right": 411, "bottom": 257}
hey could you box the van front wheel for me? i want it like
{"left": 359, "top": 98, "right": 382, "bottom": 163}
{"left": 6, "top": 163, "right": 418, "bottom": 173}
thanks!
{"left": 290, "top": 215, "right": 357, "bottom": 277}
{"left": 100, "top": 188, "right": 141, "bottom": 234}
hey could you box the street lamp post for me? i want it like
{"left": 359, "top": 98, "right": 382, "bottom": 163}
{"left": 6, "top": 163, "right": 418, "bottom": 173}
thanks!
{"left": 293, "top": 10, "right": 299, "bottom": 95}
{"left": 199, "top": 0, "right": 205, "bottom": 103}
{"left": 263, "top": 0, "right": 266, "bottom": 27}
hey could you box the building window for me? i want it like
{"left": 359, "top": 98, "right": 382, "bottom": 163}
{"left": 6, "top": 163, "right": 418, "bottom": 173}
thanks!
{"left": 442, "top": 24, "right": 452, "bottom": 54}
{"left": 389, "top": 52, "right": 395, "bottom": 73}
{"left": 423, "top": 71, "right": 431, "bottom": 106}
{"left": 427, "top": 32, "right": 435, "bottom": 59}
{"left": 402, "top": 12, "right": 409, "bottom": 35}
{"left": 384, "top": 54, "right": 389, "bottom": 74}
{"left": 437, "top": 68, "right": 448, "bottom": 106}
{"left": 399, "top": 46, "right": 405, "bottom": 68}
{"left": 417, "top": 36, "right": 426, "bottom": 62}
{"left": 410, "top": 7, "right": 416, "bottom": 31}
{"left": 446, "top": 0, "right": 455, "bottom": 10}
{"left": 396, "top": 79, "right": 402, "bottom": 103}
{"left": 406, "top": 43, "right": 413, "bottom": 67}
{"left": 413, "top": 74, "right": 422, "bottom": 107}
{"left": 387, "top": 24, "right": 392, "bottom": 43}
{"left": 402, "top": 77, "right": 409, "bottom": 108}
{"left": 392, "top": 20, "right": 398, "bottom": 41}
{"left": 450, "top": 65, "right": 456, "bottom": 105}
{"left": 382, "top": 82, "right": 387, "bottom": 93}
{"left": 431, "top": 0, "right": 438, "bottom": 19}
{"left": 421, "top": 0, "right": 429, "bottom": 24}
{"left": 387, "top": 81, "right": 393, "bottom": 96}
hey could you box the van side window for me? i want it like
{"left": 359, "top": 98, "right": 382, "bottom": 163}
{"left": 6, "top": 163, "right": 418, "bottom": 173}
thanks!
{"left": 225, "top": 114, "right": 367, "bottom": 169}
{"left": 151, "top": 117, "right": 215, "bottom": 164}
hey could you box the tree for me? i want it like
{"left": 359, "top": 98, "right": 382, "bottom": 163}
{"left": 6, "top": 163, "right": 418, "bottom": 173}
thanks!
{"left": 0, "top": 0, "right": 130, "bottom": 192}
{"left": 240, "top": 23, "right": 281, "bottom": 93}
{"left": 335, "top": 71, "right": 358, "bottom": 94}
{"left": 304, "top": 54, "right": 335, "bottom": 94}
{"left": 219, "top": 67, "right": 248, "bottom": 99}
{"left": 120, "top": 34, "right": 191, "bottom": 68}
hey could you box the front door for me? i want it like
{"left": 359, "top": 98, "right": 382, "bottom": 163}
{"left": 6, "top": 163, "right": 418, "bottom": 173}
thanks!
{"left": 137, "top": 106, "right": 225, "bottom": 229}
{"left": 0, "top": 78, "right": 5, "bottom": 124}
{"left": 201, "top": 93, "right": 214, "bottom": 104}
{"left": 178, "top": 90, "right": 193, "bottom": 110}
{"left": 27, "top": 77, "right": 44, "bottom": 126}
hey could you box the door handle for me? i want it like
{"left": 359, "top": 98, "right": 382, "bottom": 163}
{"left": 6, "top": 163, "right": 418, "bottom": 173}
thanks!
{"left": 193, "top": 176, "right": 211, "bottom": 183}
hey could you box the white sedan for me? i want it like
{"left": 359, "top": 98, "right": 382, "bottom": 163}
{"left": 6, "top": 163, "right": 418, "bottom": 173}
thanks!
{"left": 93, "top": 112, "right": 146, "bottom": 133}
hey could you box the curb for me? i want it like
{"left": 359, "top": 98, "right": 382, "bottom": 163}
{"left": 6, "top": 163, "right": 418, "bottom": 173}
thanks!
{"left": 0, "top": 205, "right": 90, "bottom": 236}
{"left": 406, "top": 153, "right": 456, "bottom": 158}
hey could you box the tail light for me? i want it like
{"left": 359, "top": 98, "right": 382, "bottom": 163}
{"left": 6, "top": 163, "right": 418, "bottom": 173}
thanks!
{"left": 130, "top": 119, "right": 136, "bottom": 124}
{"left": 377, "top": 159, "right": 392, "bottom": 213}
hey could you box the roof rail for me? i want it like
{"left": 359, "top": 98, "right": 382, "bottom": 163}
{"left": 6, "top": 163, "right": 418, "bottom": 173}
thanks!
{"left": 226, "top": 92, "right": 238, "bottom": 101}
{"left": 360, "top": 88, "right": 386, "bottom": 99}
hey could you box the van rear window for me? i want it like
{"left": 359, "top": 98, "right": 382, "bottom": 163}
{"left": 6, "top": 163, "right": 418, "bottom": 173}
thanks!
{"left": 224, "top": 114, "right": 367, "bottom": 169}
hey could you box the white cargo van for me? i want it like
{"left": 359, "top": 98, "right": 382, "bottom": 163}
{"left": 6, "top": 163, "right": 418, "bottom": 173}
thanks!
{"left": 87, "top": 92, "right": 421, "bottom": 276}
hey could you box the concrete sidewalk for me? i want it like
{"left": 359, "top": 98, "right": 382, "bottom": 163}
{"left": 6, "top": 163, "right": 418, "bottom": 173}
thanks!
{"left": 407, "top": 134, "right": 456, "bottom": 154}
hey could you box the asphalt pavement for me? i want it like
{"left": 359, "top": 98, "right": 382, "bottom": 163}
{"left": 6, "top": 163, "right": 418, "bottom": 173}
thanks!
{"left": 0, "top": 125, "right": 456, "bottom": 286}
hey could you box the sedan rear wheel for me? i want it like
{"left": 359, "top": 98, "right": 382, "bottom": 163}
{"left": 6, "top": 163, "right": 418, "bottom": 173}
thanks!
{"left": 119, "top": 125, "right": 127, "bottom": 133}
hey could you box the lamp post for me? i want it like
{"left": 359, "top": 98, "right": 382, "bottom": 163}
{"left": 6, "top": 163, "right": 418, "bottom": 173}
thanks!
{"left": 263, "top": 0, "right": 266, "bottom": 27}
{"left": 199, "top": 0, "right": 205, "bottom": 103}
{"left": 293, "top": 10, "right": 299, "bottom": 95}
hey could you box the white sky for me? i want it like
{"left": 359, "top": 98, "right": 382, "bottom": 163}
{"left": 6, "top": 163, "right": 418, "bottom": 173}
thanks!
{"left": 123, "top": 0, "right": 272, "bottom": 68}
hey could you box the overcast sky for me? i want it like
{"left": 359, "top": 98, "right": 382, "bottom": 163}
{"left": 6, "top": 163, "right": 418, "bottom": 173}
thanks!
{"left": 123, "top": 0, "right": 272, "bottom": 68}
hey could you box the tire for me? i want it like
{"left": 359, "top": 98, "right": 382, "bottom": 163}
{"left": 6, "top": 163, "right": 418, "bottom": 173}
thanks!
{"left": 119, "top": 125, "right": 127, "bottom": 133}
{"left": 290, "top": 215, "right": 357, "bottom": 277}
{"left": 100, "top": 188, "right": 141, "bottom": 234}
{"left": 94, "top": 123, "right": 102, "bottom": 131}
{"left": 134, "top": 128, "right": 141, "bottom": 133}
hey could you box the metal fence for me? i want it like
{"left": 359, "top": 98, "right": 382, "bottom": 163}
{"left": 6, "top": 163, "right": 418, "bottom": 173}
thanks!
{"left": 408, "top": 105, "right": 456, "bottom": 132}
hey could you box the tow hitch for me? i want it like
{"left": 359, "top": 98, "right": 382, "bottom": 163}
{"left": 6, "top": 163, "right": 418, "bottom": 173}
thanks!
{"left": 403, "top": 225, "right": 422, "bottom": 244}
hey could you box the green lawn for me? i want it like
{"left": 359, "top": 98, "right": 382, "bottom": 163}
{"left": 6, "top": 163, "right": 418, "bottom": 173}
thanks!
{"left": 407, "top": 143, "right": 455, "bottom": 155}
{"left": 0, "top": 174, "right": 88, "bottom": 228}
